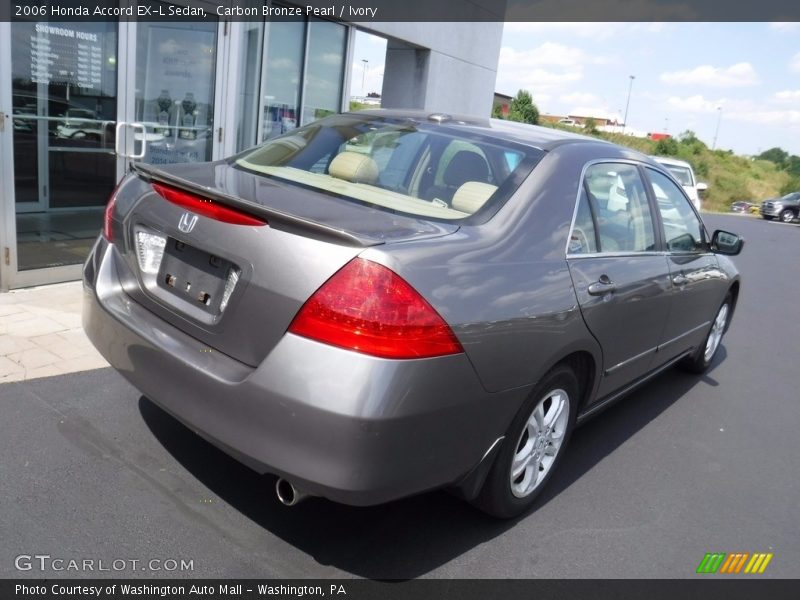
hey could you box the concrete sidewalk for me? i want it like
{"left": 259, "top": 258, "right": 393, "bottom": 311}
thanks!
{"left": 0, "top": 281, "right": 108, "bottom": 383}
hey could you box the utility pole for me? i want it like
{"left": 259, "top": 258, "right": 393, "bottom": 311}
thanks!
{"left": 712, "top": 106, "right": 722, "bottom": 150}
{"left": 361, "top": 59, "right": 368, "bottom": 94}
{"left": 622, "top": 75, "right": 635, "bottom": 134}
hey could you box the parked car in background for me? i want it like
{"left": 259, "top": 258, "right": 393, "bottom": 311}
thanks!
{"left": 730, "top": 200, "right": 757, "bottom": 214}
{"left": 84, "top": 110, "right": 743, "bottom": 518}
{"left": 760, "top": 192, "right": 800, "bottom": 222}
{"left": 651, "top": 156, "right": 707, "bottom": 211}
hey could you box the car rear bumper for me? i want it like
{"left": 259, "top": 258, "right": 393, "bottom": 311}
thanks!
{"left": 82, "top": 237, "right": 523, "bottom": 506}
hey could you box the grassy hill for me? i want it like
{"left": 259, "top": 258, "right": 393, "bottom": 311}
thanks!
{"left": 549, "top": 126, "right": 790, "bottom": 213}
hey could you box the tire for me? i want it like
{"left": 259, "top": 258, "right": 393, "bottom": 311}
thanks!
{"left": 680, "top": 294, "right": 731, "bottom": 374}
{"left": 474, "top": 364, "right": 578, "bottom": 518}
{"left": 780, "top": 209, "right": 796, "bottom": 223}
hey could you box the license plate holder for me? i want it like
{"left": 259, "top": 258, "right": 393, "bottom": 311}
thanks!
{"left": 158, "top": 238, "right": 234, "bottom": 315}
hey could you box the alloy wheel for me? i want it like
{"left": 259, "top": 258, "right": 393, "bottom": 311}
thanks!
{"left": 704, "top": 303, "right": 729, "bottom": 363}
{"left": 510, "top": 388, "right": 570, "bottom": 498}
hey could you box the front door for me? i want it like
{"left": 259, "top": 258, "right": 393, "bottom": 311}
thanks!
{"left": 1, "top": 2, "right": 224, "bottom": 289}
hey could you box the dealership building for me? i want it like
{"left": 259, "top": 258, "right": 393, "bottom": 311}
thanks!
{"left": 0, "top": 3, "right": 503, "bottom": 290}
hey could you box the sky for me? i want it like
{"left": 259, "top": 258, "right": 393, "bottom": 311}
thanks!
{"left": 351, "top": 23, "right": 800, "bottom": 158}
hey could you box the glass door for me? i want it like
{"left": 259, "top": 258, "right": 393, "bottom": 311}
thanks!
{"left": 118, "top": 1, "right": 221, "bottom": 170}
{"left": 8, "top": 18, "right": 122, "bottom": 279}
{"left": 1, "top": 1, "right": 224, "bottom": 289}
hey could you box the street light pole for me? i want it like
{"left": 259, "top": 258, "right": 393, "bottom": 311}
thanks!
{"left": 361, "top": 59, "right": 369, "bottom": 94}
{"left": 712, "top": 106, "right": 722, "bottom": 150}
{"left": 622, "top": 75, "right": 635, "bottom": 134}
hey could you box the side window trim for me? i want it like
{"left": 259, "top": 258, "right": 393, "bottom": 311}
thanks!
{"left": 568, "top": 159, "right": 660, "bottom": 257}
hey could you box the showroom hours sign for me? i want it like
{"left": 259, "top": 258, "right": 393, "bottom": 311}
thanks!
{"left": 29, "top": 23, "right": 104, "bottom": 93}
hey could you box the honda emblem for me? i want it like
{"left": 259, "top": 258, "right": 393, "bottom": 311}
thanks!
{"left": 178, "top": 212, "right": 198, "bottom": 234}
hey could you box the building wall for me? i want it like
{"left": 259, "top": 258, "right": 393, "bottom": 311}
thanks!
{"left": 358, "top": 21, "right": 505, "bottom": 118}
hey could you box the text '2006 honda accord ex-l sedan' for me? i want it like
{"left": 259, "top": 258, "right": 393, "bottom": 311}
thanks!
{"left": 83, "top": 110, "right": 743, "bottom": 518}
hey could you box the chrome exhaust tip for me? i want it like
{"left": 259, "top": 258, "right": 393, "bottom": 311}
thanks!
{"left": 275, "top": 478, "right": 308, "bottom": 506}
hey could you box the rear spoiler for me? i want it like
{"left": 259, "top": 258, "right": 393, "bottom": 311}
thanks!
{"left": 131, "top": 162, "right": 383, "bottom": 248}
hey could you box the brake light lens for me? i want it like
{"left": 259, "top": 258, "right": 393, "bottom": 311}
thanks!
{"left": 151, "top": 182, "right": 267, "bottom": 226}
{"left": 103, "top": 182, "right": 121, "bottom": 241}
{"left": 288, "top": 258, "right": 463, "bottom": 359}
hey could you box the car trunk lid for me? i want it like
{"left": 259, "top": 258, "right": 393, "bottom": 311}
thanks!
{"left": 112, "top": 162, "right": 457, "bottom": 367}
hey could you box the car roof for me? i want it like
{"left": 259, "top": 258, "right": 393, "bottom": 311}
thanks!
{"left": 651, "top": 156, "right": 692, "bottom": 169}
{"left": 351, "top": 108, "right": 611, "bottom": 152}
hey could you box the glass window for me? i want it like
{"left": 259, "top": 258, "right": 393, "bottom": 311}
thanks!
{"left": 583, "top": 163, "right": 656, "bottom": 253}
{"left": 568, "top": 188, "right": 599, "bottom": 254}
{"left": 260, "top": 19, "right": 305, "bottom": 142}
{"left": 648, "top": 168, "right": 705, "bottom": 252}
{"left": 663, "top": 165, "right": 694, "bottom": 186}
{"left": 233, "top": 114, "right": 544, "bottom": 222}
{"left": 134, "top": 18, "right": 218, "bottom": 164}
{"left": 301, "top": 20, "right": 347, "bottom": 126}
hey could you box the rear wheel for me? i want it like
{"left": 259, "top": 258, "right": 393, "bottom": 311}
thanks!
{"left": 680, "top": 295, "right": 731, "bottom": 374}
{"left": 780, "top": 209, "right": 796, "bottom": 223}
{"left": 475, "top": 364, "right": 578, "bottom": 518}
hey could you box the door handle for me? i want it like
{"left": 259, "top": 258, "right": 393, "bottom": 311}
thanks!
{"left": 672, "top": 274, "right": 689, "bottom": 286}
{"left": 130, "top": 122, "right": 147, "bottom": 159}
{"left": 588, "top": 275, "right": 616, "bottom": 296}
{"left": 114, "top": 121, "right": 126, "bottom": 156}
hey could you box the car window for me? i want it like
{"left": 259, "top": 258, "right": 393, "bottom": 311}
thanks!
{"left": 234, "top": 114, "right": 541, "bottom": 222}
{"left": 664, "top": 165, "right": 694, "bottom": 186}
{"left": 568, "top": 188, "right": 599, "bottom": 254}
{"left": 647, "top": 168, "right": 705, "bottom": 252}
{"left": 582, "top": 163, "right": 656, "bottom": 253}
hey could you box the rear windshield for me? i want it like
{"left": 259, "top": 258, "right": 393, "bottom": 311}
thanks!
{"left": 664, "top": 165, "right": 694, "bottom": 186}
{"left": 232, "top": 113, "right": 544, "bottom": 222}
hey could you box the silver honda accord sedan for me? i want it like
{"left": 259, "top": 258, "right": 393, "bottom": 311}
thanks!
{"left": 83, "top": 110, "right": 743, "bottom": 518}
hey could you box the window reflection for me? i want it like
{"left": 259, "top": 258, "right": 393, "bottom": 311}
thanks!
{"left": 260, "top": 19, "right": 305, "bottom": 142}
{"left": 134, "top": 18, "right": 218, "bottom": 164}
{"left": 302, "top": 20, "right": 346, "bottom": 126}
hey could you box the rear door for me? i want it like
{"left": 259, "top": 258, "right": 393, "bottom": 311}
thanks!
{"left": 567, "top": 161, "right": 672, "bottom": 399}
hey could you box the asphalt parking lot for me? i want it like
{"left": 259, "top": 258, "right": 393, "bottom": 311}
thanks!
{"left": 1, "top": 213, "right": 798, "bottom": 579}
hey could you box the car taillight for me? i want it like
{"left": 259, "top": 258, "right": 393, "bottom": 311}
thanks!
{"left": 151, "top": 182, "right": 267, "bottom": 226}
{"left": 103, "top": 182, "right": 121, "bottom": 241}
{"left": 288, "top": 258, "right": 463, "bottom": 359}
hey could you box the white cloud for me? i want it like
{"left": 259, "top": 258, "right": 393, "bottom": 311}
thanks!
{"left": 560, "top": 92, "right": 602, "bottom": 105}
{"left": 727, "top": 109, "right": 800, "bottom": 125}
{"left": 791, "top": 53, "right": 800, "bottom": 73}
{"left": 769, "top": 22, "right": 800, "bottom": 32}
{"left": 496, "top": 43, "right": 612, "bottom": 96}
{"left": 774, "top": 90, "right": 800, "bottom": 102}
{"left": 667, "top": 95, "right": 724, "bottom": 113}
{"left": 660, "top": 63, "right": 760, "bottom": 87}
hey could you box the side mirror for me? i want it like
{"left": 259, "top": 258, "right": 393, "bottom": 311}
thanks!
{"left": 696, "top": 182, "right": 708, "bottom": 194}
{"left": 711, "top": 229, "right": 744, "bottom": 255}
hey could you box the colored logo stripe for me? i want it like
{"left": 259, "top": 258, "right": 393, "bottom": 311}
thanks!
{"left": 697, "top": 553, "right": 726, "bottom": 573}
{"left": 744, "top": 553, "right": 773, "bottom": 574}
{"left": 719, "top": 553, "right": 749, "bottom": 573}
{"left": 697, "top": 552, "right": 773, "bottom": 574}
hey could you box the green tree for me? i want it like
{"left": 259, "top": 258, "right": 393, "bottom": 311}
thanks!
{"left": 654, "top": 137, "right": 679, "bottom": 156}
{"left": 491, "top": 103, "right": 505, "bottom": 119}
{"left": 507, "top": 90, "right": 539, "bottom": 125}
{"left": 780, "top": 176, "right": 800, "bottom": 195}
{"left": 583, "top": 117, "right": 598, "bottom": 134}
{"left": 757, "top": 147, "right": 789, "bottom": 167}
{"left": 785, "top": 155, "right": 800, "bottom": 177}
